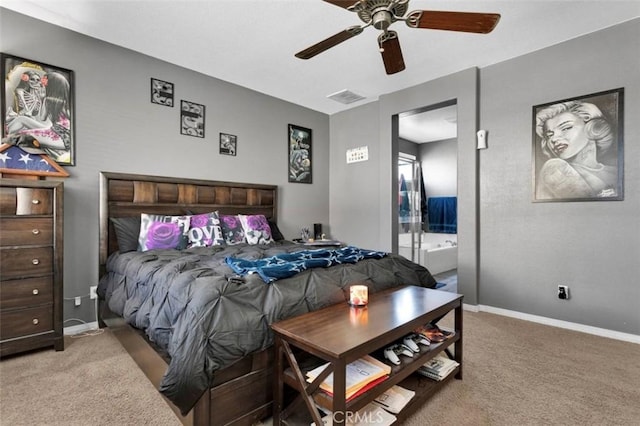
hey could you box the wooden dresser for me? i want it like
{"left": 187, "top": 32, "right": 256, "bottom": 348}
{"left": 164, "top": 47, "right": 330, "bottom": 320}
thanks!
{"left": 0, "top": 179, "right": 64, "bottom": 357}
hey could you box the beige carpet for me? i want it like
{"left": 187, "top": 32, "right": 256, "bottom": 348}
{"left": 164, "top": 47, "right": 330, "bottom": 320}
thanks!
{"left": 0, "top": 329, "right": 181, "bottom": 426}
{"left": 1, "top": 311, "right": 638, "bottom": 425}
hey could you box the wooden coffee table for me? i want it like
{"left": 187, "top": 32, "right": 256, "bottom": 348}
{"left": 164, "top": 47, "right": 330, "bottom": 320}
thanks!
{"left": 271, "top": 285, "right": 463, "bottom": 425}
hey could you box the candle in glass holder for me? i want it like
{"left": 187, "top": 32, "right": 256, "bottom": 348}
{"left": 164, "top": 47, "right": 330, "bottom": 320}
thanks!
{"left": 349, "top": 285, "right": 368, "bottom": 306}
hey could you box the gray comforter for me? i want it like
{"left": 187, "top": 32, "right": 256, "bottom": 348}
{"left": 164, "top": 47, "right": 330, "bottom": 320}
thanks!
{"left": 98, "top": 241, "right": 435, "bottom": 414}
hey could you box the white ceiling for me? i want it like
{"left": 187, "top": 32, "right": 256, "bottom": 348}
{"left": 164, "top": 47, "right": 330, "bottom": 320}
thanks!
{"left": 2, "top": 0, "right": 639, "bottom": 125}
{"left": 399, "top": 104, "right": 458, "bottom": 143}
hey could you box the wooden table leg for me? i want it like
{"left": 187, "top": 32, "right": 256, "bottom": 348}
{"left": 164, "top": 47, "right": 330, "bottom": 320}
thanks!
{"left": 454, "top": 301, "right": 463, "bottom": 380}
{"left": 332, "top": 358, "right": 347, "bottom": 426}
{"left": 273, "top": 335, "right": 284, "bottom": 425}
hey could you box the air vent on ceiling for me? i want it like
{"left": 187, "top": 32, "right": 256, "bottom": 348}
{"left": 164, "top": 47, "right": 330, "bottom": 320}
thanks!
{"left": 327, "top": 89, "right": 366, "bottom": 105}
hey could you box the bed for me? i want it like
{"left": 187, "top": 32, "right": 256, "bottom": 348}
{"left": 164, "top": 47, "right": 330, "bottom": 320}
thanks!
{"left": 97, "top": 171, "right": 437, "bottom": 425}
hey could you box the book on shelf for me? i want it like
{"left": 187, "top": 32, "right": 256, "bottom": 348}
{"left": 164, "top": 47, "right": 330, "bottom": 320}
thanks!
{"left": 372, "top": 384, "right": 415, "bottom": 414}
{"left": 316, "top": 376, "right": 389, "bottom": 410}
{"left": 311, "top": 402, "right": 397, "bottom": 426}
{"left": 306, "top": 355, "right": 391, "bottom": 400}
{"left": 416, "top": 353, "right": 459, "bottom": 381}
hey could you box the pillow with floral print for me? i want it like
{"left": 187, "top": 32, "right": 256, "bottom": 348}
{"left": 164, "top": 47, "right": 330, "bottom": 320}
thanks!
{"left": 138, "top": 214, "right": 190, "bottom": 252}
{"left": 219, "top": 214, "right": 246, "bottom": 245}
{"left": 238, "top": 214, "right": 273, "bottom": 245}
{"left": 187, "top": 212, "right": 225, "bottom": 248}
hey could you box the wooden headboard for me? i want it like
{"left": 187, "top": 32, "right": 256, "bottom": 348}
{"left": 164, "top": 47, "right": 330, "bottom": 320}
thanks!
{"left": 99, "top": 171, "right": 278, "bottom": 269}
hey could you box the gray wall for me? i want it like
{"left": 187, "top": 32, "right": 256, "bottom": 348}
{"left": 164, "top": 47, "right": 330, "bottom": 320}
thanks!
{"left": 329, "top": 102, "right": 381, "bottom": 250}
{"left": 1, "top": 9, "right": 330, "bottom": 324}
{"left": 419, "top": 138, "right": 457, "bottom": 198}
{"left": 331, "top": 20, "right": 639, "bottom": 334}
{"left": 331, "top": 68, "right": 481, "bottom": 303}
{"left": 479, "top": 19, "right": 639, "bottom": 334}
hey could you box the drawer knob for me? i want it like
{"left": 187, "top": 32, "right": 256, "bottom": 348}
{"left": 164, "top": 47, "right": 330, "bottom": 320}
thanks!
{"left": 33, "top": 318, "right": 39, "bottom": 325}
{"left": 32, "top": 258, "right": 40, "bottom": 265}
{"left": 33, "top": 289, "right": 39, "bottom": 295}
{"left": 32, "top": 199, "right": 40, "bottom": 205}
{"left": 32, "top": 229, "right": 41, "bottom": 235}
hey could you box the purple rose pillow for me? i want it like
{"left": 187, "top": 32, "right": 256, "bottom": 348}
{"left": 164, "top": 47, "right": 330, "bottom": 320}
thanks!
{"left": 219, "top": 214, "right": 246, "bottom": 245}
{"left": 238, "top": 214, "right": 273, "bottom": 245}
{"left": 138, "top": 214, "right": 190, "bottom": 252}
{"left": 187, "top": 212, "right": 224, "bottom": 248}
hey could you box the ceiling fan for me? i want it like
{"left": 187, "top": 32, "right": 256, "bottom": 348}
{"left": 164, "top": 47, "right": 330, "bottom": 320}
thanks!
{"left": 295, "top": 0, "right": 501, "bottom": 75}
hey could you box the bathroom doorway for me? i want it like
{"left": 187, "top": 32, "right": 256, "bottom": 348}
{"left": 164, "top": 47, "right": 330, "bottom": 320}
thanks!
{"left": 397, "top": 102, "right": 458, "bottom": 291}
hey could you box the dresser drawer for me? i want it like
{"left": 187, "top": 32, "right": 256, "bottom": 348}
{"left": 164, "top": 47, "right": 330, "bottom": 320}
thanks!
{"left": 0, "top": 247, "right": 53, "bottom": 279}
{"left": 0, "top": 187, "right": 53, "bottom": 215}
{"left": 0, "top": 217, "right": 53, "bottom": 247}
{"left": 0, "top": 276, "right": 53, "bottom": 310}
{"left": 0, "top": 305, "right": 53, "bottom": 340}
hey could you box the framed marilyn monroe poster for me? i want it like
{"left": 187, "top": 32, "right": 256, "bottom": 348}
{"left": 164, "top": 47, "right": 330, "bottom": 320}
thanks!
{"left": 532, "top": 88, "right": 623, "bottom": 202}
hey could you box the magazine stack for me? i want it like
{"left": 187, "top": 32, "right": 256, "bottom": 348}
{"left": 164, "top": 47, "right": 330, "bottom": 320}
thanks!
{"left": 310, "top": 402, "right": 397, "bottom": 426}
{"left": 373, "top": 385, "right": 415, "bottom": 414}
{"left": 417, "top": 353, "right": 459, "bottom": 381}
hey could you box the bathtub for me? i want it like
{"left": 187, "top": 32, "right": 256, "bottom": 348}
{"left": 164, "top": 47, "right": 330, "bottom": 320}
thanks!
{"left": 398, "top": 232, "right": 457, "bottom": 275}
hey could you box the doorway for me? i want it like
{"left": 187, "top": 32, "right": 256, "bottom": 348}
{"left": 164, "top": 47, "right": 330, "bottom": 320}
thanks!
{"left": 397, "top": 102, "right": 458, "bottom": 291}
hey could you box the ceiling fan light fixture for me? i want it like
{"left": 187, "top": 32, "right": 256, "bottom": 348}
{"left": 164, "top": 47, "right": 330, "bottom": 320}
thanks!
{"left": 372, "top": 10, "right": 392, "bottom": 30}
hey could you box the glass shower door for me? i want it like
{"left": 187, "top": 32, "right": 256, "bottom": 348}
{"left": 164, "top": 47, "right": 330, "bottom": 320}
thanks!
{"left": 398, "top": 155, "right": 422, "bottom": 263}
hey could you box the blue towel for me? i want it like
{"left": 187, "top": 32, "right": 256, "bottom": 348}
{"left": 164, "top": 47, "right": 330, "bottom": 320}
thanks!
{"left": 225, "top": 246, "right": 387, "bottom": 283}
{"left": 427, "top": 197, "right": 457, "bottom": 233}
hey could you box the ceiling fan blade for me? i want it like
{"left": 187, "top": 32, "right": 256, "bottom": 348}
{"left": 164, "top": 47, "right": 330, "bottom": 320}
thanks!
{"left": 323, "top": 0, "right": 360, "bottom": 10}
{"left": 406, "top": 10, "right": 501, "bottom": 34}
{"left": 378, "top": 31, "right": 405, "bottom": 75}
{"left": 295, "top": 26, "right": 363, "bottom": 59}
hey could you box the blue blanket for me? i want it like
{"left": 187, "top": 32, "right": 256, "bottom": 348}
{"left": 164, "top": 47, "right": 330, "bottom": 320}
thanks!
{"left": 225, "top": 246, "right": 387, "bottom": 283}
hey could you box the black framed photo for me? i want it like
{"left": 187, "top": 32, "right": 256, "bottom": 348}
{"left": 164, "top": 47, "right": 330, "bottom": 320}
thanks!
{"left": 220, "top": 133, "right": 237, "bottom": 156}
{"left": 532, "top": 88, "right": 624, "bottom": 202}
{"left": 180, "top": 100, "right": 205, "bottom": 138}
{"left": 1, "top": 53, "right": 75, "bottom": 166}
{"left": 288, "top": 124, "right": 312, "bottom": 183}
{"left": 150, "top": 78, "right": 174, "bottom": 107}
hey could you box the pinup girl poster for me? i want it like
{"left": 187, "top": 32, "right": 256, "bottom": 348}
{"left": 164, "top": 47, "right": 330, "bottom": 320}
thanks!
{"left": 1, "top": 54, "right": 75, "bottom": 166}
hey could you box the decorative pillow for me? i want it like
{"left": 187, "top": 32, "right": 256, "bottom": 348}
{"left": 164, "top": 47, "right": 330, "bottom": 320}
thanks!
{"left": 219, "top": 215, "right": 246, "bottom": 245}
{"left": 138, "top": 214, "right": 190, "bottom": 252}
{"left": 238, "top": 214, "right": 273, "bottom": 245}
{"left": 267, "top": 219, "right": 285, "bottom": 241}
{"left": 187, "top": 212, "right": 224, "bottom": 248}
{"left": 110, "top": 216, "right": 141, "bottom": 253}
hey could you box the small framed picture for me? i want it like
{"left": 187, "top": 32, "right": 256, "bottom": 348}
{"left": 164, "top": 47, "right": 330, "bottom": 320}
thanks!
{"left": 150, "top": 78, "right": 173, "bottom": 107}
{"left": 288, "top": 124, "right": 312, "bottom": 184}
{"left": 219, "top": 133, "right": 237, "bottom": 156}
{"left": 180, "top": 100, "right": 205, "bottom": 138}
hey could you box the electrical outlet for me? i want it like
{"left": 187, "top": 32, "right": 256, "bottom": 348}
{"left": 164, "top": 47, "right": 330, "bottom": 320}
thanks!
{"left": 75, "top": 296, "right": 82, "bottom": 306}
{"left": 558, "top": 285, "right": 569, "bottom": 300}
{"left": 90, "top": 286, "right": 98, "bottom": 300}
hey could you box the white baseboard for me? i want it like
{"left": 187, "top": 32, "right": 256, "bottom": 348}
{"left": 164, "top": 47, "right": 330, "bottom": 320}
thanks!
{"left": 64, "top": 321, "right": 99, "bottom": 335}
{"left": 463, "top": 303, "right": 639, "bottom": 345}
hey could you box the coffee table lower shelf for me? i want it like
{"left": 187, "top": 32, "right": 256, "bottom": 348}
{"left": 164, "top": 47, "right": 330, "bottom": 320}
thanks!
{"left": 280, "top": 366, "right": 461, "bottom": 425}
